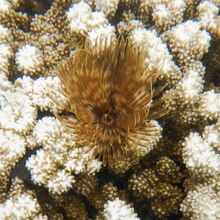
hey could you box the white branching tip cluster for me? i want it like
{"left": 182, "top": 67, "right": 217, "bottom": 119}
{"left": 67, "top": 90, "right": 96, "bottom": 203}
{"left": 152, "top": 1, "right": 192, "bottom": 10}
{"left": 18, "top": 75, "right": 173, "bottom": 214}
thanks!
{"left": 104, "top": 198, "right": 139, "bottom": 220}
{"left": 16, "top": 44, "right": 43, "bottom": 75}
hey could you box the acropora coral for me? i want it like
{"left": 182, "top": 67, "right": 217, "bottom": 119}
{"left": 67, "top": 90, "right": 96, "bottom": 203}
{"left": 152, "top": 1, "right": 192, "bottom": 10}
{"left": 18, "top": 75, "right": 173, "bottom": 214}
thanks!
{"left": 0, "top": 0, "right": 219, "bottom": 219}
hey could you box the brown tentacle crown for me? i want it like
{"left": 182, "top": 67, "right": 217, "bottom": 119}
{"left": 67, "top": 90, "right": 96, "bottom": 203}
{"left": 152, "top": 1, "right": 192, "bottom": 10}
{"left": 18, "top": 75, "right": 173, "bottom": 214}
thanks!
{"left": 56, "top": 37, "right": 169, "bottom": 166}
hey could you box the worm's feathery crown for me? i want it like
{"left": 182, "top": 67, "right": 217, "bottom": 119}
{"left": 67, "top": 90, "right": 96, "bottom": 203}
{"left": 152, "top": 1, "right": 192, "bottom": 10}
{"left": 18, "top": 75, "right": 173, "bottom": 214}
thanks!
{"left": 56, "top": 37, "right": 167, "bottom": 166}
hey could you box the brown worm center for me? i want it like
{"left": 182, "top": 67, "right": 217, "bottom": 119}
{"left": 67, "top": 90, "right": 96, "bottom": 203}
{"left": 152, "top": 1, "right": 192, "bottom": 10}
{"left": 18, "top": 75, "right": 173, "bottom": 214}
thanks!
{"left": 101, "top": 113, "right": 114, "bottom": 125}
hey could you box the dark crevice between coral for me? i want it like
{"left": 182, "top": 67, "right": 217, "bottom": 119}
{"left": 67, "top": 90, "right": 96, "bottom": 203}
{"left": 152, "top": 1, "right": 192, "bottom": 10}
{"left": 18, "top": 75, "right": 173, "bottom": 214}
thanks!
{"left": 11, "top": 0, "right": 53, "bottom": 33}
{"left": 183, "top": 0, "right": 202, "bottom": 21}
{"left": 113, "top": 1, "right": 154, "bottom": 36}
{"left": 85, "top": 199, "right": 98, "bottom": 219}
{"left": 37, "top": 109, "right": 55, "bottom": 121}
{"left": 7, "top": 147, "right": 42, "bottom": 199}
{"left": 16, "top": 0, "right": 53, "bottom": 16}
{"left": 133, "top": 198, "right": 155, "bottom": 220}
{"left": 111, "top": 0, "right": 143, "bottom": 30}
{"left": 7, "top": 57, "right": 21, "bottom": 84}
{"left": 110, "top": 2, "right": 126, "bottom": 29}
{"left": 97, "top": 167, "right": 132, "bottom": 190}
{"left": 8, "top": 57, "right": 46, "bottom": 84}
{"left": 79, "top": 192, "right": 98, "bottom": 219}
{"left": 10, "top": 146, "right": 42, "bottom": 185}
{"left": 202, "top": 38, "right": 220, "bottom": 91}
{"left": 158, "top": 117, "right": 181, "bottom": 141}
{"left": 64, "top": 189, "right": 97, "bottom": 219}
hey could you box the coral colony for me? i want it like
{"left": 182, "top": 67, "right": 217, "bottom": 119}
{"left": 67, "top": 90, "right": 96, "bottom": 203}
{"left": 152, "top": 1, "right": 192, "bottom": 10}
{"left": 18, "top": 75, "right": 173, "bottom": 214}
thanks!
{"left": 0, "top": 0, "right": 219, "bottom": 219}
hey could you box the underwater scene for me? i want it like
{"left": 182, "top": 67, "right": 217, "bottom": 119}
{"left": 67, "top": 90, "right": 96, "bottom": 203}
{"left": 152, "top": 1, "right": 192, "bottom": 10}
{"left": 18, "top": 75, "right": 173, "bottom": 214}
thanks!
{"left": 0, "top": 0, "right": 219, "bottom": 219}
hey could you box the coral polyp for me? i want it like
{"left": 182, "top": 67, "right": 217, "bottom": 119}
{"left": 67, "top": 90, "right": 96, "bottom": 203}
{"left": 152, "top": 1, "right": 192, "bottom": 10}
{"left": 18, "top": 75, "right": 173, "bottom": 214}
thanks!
{"left": 56, "top": 37, "right": 167, "bottom": 166}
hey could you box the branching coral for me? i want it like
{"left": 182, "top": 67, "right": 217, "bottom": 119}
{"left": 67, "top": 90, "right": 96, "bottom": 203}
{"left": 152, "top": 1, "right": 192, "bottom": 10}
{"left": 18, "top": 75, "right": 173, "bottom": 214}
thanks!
{"left": 128, "top": 157, "right": 183, "bottom": 218}
{"left": 15, "top": 44, "right": 44, "bottom": 75}
{"left": 66, "top": 1, "right": 108, "bottom": 36}
{"left": 180, "top": 120, "right": 220, "bottom": 219}
{"left": 0, "top": 0, "right": 219, "bottom": 219}
{"left": 182, "top": 131, "right": 220, "bottom": 179}
{"left": 26, "top": 116, "right": 101, "bottom": 194}
{"left": 180, "top": 183, "right": 220, "bottom": 220}
{"left": 161, "top": 20, "right": 211, "bottom": 67}
{"left": 15, "top": 75, "right": 68, "bottom": 113}
{"left": 95, "top": 0, "right": 120, "bottom": 19}
{"left": 0, "top": 129, "right": 26, "bottom": 193}
{"left": 0, "top": 177, "right": 46, "bottom": 219}
{"left": 0, "top": 87, "right": 37, "bottom": 134}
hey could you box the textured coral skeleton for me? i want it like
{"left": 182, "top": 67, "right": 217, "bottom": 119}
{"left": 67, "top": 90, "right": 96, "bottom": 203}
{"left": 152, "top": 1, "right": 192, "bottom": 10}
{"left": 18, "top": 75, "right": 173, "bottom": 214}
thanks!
{"left": 0, "top": 0, "right": 219, "bottom": 219}
{"left": 56, "top": 37, "right": 167, "bottom": 166}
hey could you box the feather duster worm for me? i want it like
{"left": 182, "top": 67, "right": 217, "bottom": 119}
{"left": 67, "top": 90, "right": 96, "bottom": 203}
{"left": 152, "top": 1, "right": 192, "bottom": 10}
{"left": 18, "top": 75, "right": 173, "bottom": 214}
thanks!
{"left": 56, "top": 37, "right": 168, "bottom": 166}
